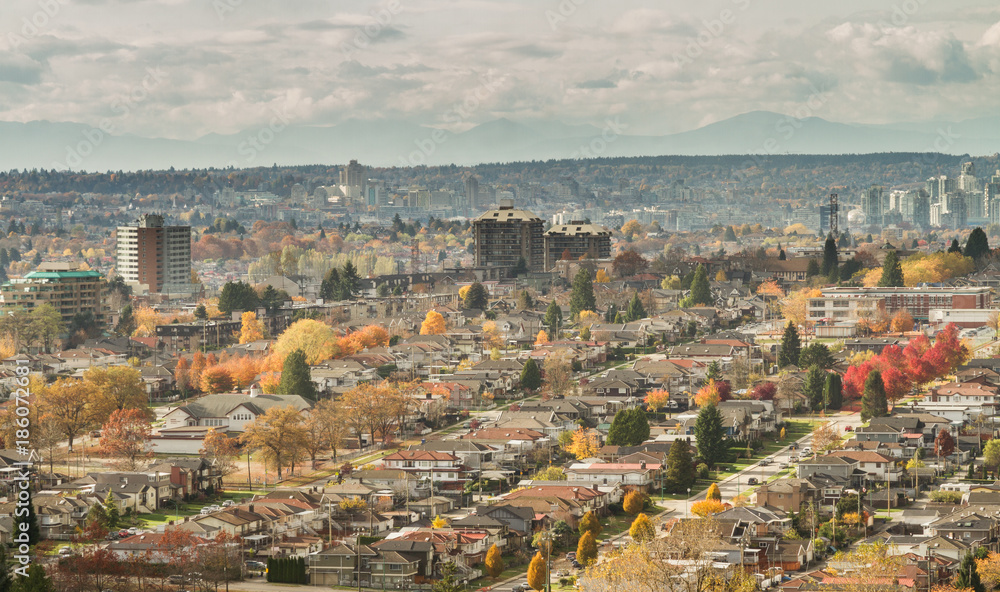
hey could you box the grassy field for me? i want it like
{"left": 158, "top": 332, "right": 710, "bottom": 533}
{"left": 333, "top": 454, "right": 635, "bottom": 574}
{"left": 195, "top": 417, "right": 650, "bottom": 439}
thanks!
{"left": 139, "top": 489, "right": 268, "bottom": 527}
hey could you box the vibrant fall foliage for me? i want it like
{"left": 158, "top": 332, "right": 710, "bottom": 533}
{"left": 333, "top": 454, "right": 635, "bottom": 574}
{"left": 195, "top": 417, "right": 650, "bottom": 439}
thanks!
{"left": 644, "top": 389, "right": 671, "bottom": 412}
{"left": 534, "top": 329, "right": 549, "bottom": 345}
{"left": 690, "top": 499, "right": 726, "bottom": 518}
{"left": 629, "top": 513, "right": 656, "bottom": 542}
{"left": 623, "top": 490, "right": 646, "bottom": 516}
{"left": 239, "top": 310, "right": 265, "bottom": 344}
{"left": 566, "top": 427, "right": 601, "bottom": 460}
{"left": 420, "top": 310, "right": 447, "bottom": 335}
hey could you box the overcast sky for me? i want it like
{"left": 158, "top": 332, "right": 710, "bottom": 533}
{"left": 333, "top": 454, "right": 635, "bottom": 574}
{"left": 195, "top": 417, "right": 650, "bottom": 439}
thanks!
{"left": 3, "top": 0, "right": 1000, "bottom": 139}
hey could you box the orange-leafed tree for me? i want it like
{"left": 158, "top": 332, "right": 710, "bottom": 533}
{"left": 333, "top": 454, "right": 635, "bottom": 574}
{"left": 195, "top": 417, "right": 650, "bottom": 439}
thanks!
{"left": 200, "top": 366, "right": 235, "bottom": 394}
{"left": 623, "top": 490, "right": 646, "bottom": 516}
{"left": 534, "top": 330, "right": 549, "bottom": 345}
{"left": 100, "top": 408, "right": 154, "bottom": 471}
{"left": 645, "top": 389, "right": 671, "bottom": 412}
{"left": 190, "top": 351, "right": 207, "bottom": 392}
{"left": 37, "top": 377, "right": 93, "bottom": 453}
{"left": 420, "top": 310, "right": 447, "bottom": 335}
{"left": 694, "top": 379, "right": 722, "bottom": 408}
{"left": 527, "top": 552, "right": 546, "bottom": 591}
{"left": 890, "top": 309, "right": 914, "bottom": 333}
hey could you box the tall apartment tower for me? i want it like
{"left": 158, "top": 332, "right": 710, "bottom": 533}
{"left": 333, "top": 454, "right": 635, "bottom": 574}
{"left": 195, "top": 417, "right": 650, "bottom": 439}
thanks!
{"left": 912, "top": 191, "right": 930, "bottom": 228}
{"left": 473, "top": 201, "right": 544, "bottom": 273}
{"left": 116, "top": 214, "right": 194, "bottom": 295}
{"left": 465, "top": 174, "right": 480, "bottom": 211}
{"left": 340, "top": 159, "right": 367, "bottom": 188}
{"left": 543, "top": 222, "right": 612, "bottom": 271}
{"left": 861, "top": 185, "right": 885, "bottom": 228}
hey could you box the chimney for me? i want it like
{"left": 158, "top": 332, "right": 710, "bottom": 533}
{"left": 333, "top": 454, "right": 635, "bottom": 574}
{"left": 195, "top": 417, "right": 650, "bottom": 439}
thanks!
{"left": 249, "top": 504, "right": 255, "bottom": 514}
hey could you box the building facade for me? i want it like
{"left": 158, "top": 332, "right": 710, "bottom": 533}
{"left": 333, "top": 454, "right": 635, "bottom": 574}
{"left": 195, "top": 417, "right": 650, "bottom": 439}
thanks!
{"left": 473, "top": 202, "right": 545, "bottom": 272}
{"left": 810, "top": 286, "right": 991, "bottom": 321}
{"left": 0, "top": 264, "right": 110, "bottom": 329}
{"left": 542, "top": 222, "right": 612, "bottom": 271}
{"left": 116, "top": 214, "right": 195, "bottom": 296}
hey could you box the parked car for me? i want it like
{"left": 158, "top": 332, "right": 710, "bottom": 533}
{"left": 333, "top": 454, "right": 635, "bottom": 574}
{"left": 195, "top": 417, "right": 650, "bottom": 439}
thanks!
{"left": 844, "top": 426, "right": 854, "bottom": 432}
{"left": 222, "top": 500, "right": 234, "bottom": 507}
{"left": 245, "top": 561, "right": 266, "bottom": 571}
{"left": 800, "top": 447, "right": 812, "bottom": 455}
{"left": 758, "top": 459, "right": 771, "bottom": 466}
{"left": 168, "top": 575, "right": 187, "bottom": 584}
{"left": 118, "top": 529, "right": 130, "bottom": 538}
{"left": 105, "top": 532, "right": 120, "bottom": 541}
{"left": 747, "top": 477, "right": 759, "bottom": 486}
{"left": 566, "top": 552, "right": 576, "bottom": 561}
{"left": 127, "top": 527, "right": 139, "bottom": 535}
{"left": 57, "top": 547, "right": 74, "bottom": 557}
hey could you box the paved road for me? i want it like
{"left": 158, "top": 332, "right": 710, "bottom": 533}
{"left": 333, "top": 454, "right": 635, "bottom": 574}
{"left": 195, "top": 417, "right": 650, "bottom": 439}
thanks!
{"left": 657, "top": 410, "right": 865, "bottom": 517}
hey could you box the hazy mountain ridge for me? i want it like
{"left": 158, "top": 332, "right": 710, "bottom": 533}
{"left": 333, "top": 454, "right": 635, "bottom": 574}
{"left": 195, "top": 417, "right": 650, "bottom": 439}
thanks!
{"left": 0, "top": 111, "right": 995, "bottom": 172}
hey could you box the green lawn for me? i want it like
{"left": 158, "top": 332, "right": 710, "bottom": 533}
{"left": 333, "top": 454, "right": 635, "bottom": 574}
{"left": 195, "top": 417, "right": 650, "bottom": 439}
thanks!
{"left": 140, "top": 490, "right": 269, "bottom": 527}
{"left": 468, "top": 559, "right": 530, "bottom": 586}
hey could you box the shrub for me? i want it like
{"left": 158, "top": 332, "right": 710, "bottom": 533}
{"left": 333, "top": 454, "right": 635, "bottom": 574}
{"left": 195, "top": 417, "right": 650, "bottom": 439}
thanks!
{"left": 697, "top": 463, "right": 709, "bottom": 479}
{"left": 929, "top": 490, "right": 963, "bottom": 504}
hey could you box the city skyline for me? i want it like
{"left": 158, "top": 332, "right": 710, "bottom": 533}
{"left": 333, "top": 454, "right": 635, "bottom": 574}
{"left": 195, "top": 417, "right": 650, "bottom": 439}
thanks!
{"left": 3, "top": 0, "right": 1000, "bottom": 147}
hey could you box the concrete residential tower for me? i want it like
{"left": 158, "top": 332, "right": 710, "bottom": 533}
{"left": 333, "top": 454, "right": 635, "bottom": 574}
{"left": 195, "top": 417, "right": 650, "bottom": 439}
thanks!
{"left": 116, "top": 213, "right": 196, "bottom": 296}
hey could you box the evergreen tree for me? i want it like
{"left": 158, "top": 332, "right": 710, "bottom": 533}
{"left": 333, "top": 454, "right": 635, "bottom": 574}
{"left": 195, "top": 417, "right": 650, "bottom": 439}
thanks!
{"left": 0, "top": 544, "right": 11, "bottom": 592}
{"left": 803, "top": 365, "right": 826, "bottom": 411}
{"left": 193, "top": 304, "right": 208, "bottom": 320}
{"left": 706, "top": 361, "right": 722, "bottom": 381}
{"left": 625, "top": 292, "right": 646, "bottom": 322}
{"left": 824, "top": 372, "right": 843, "bottom": 410}
{"left": 607, "top": 408, "right": 649, "bottom": 446}
{"left": 11, "top": 564, "right": 52, "bottom": 592}
{"left": 512, "top": 256, "right": 529, "bottom": 276}
{"left": 948, "top": 238, "right": 962, "bottom": 254}
{"left": 877, "top": 249, "right": 905, "bottom": 287}
{"left": 339, "top": 261, "right": 361, "bottom": 300}
{"left": 680, "top": 270, "right": 696, "bottom": 290}
{"left": 15, "top": 486, "right": 39, "bottom": 547}
{"left": 688, "top": 264, "right": 712, "bottom": 306}
{"left": 604, "top": 304, "right": 618, "bottom": 323}
{"left": 954, "top": 551, "right": 985, "bottom": 592}
{"left": 861, "top": 369, "right": 889, "bottom": 422}
{"left": 799, "top": 342, "right": 834, "bottom": 369}
{"left": 965, "top": 227, "right": 990, "bottom": 261}
{"left": 319, "top": 267, "right": 340, "bottom": 301}
{"left": 664, "top": 438, "right": 696, "bottom": 493}
{"left": 544, "top": 301, "right": 562, "bottom": 336}
{"left": 694, "top": 403, "right": 727, "bottom": 469}
{"left": 31, "top": 252, "right": 42, "bottom": 268}
{"left": 218, "top": 281, "right": 260, "bottom": 314}
{"left": 104, "top": 490, "right": 121, "bottom": 529}
{"left": 778, "top": 322, "right": 801, "bottom": 368}
{"left": 569, "top": 269, "right": 596, "bottom": 317}
{"left": 115, "top": 304, "right": 137, "bottom": 337}
{"left": 839, "top": 257, "right": 862, "bottom": 283}
{"left": 516, "top": 290, "right": 534, "bottom": 311}
{"left": 0, "top": 249, "right": 8, "bottom": 269}
{"left": 778, "top": 249, "right": 786, "bottom": 260}
{"left": 520, "top": 358, "right": 541, "bottom": 391}
{"left": 723, "top": 226, "right": 738, "bottom": 241}
{"left": 805, "top": 258, "right": 820, "bottom": 278}
{"left": 821, "top": 234, "right": 839, "bottom": 276}
{"left": 376, "top": 284, "right": 390, "bottom": 297}
{"left": 463, "top": 282, "right": 489, "bottom": 310}
{"left": 277, "top": 349, "right": 317, "bottom": 400}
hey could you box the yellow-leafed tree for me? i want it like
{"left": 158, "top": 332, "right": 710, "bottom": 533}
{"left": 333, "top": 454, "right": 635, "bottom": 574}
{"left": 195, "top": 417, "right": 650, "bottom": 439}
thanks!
{"left": 567, "top": 427, "right": 600, "bottom": 460}
{"left": 629, "top": 513, "right": 655, "bottom": 542}
{"left": 579, "top": 510, "right": 602, "bottom": 538}
{"left": 577, "top": 530, "right": 598, "bottom": 566}
{"left": 691, "top": 499, "right": 726, "bottom": 518}
{"left": 623, "top": 490, "right": 646, "bottom": 516}
{"left": 706, "top": 483, "right": 722, "bottom": 502}
{"left": 239, "top": 311, "right": 265, "bottom": 344}
{"left": 594, "top": 269, "right": 611, "bottom": 283}
{"left": 432, "top": 515, "right": 449, "bottom": 529}
{"left": 534, "top": 330, "right": 549, "bottom": 345}
{"left": 421, "top": 310, "right": 447, "bottom": 335}
{"left": 484, "top": 543, "right": 504, "bottom": 579}
{"left": 526, "top": 551, "right": 546, "bottom": 591}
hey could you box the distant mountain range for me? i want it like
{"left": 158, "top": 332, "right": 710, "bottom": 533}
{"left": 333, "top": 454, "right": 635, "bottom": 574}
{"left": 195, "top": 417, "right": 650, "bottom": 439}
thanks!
{"left": 2, "top": 111, "right": 998, "bottom": 172}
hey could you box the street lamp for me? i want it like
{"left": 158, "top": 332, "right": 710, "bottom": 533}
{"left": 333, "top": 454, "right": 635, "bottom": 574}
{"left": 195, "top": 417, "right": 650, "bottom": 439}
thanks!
{"left": 685, "top": 488, "right": 691, "bottom": 518}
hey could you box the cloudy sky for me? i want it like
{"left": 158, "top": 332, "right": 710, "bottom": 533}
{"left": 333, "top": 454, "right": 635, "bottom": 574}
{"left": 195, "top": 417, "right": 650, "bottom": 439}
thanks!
{"left": 3, "top": 0, "right": 1000, "bottom": 139}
